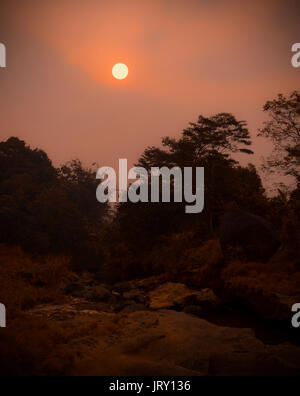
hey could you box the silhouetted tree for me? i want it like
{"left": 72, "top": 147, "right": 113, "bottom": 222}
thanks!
{"left": 0, "top": 138, "right": 56, "bottom": 245}
{"left": 139, "top": 113, "right": 253, "bottom": 169}
{"left": 0, "top": 138, "right": 107, "bottom": 271}
{"left": 117, "top": 113, "right": 264, "bottom": 272}
{"left": 258, "top": 91, "right": 300, "bottom": 184}
{"left": 59, "top": 160, "right": 107, "bottom": 224}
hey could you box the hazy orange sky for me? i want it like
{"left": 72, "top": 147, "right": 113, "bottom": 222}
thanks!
{"left": 0, "top": 0, "right": 299, "bottom": 173}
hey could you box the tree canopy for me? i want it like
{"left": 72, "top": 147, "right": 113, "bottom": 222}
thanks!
{"left": 0, "top": 138, "right": 107, "bottom": 269}
{"left": 139, "top": 113, "right": 253, "bottom": 169}
{"left": 258, "top": 91, "right": 300, "bottom": 184}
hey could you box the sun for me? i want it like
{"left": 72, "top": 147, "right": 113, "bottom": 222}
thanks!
{"left": 112, "top": 63, "right": 129, "bottom": 80}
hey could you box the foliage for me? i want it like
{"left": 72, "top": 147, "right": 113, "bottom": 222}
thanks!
{"left": 258, "top": 91, "right": 300, "bottom": 184}
{"left": 139, "top": 113, "right": 253, "bottom": 170}
{"left": 0, "top": 139, "right": 108, "bottom": 270}
{"left": 117, "top": 113, "right": 264, "bottom": 254}
{"left": 0, "top": 97, "right": 299, "bottom": 281}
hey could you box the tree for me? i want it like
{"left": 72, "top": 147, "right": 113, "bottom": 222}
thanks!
{"left": 59, "top": 160, "right": 108, "bottom": 223}
{"left": 57, "top": 160, "right": 109, "bottom": 271}
{"left": 114, "top": 113, "right": 268, "bottom": 279}
{"left": 139, "top": 113, "right": 253, "bottom": 169}
{"left": 0, "top": 138, "right": 57, "bottom": 245}
{"left": 0, "top": 137, "right": 56, "bottom": 187}
{"left": 0, "top": 138, "right": 108, "bottom": 271}
{"left": 258, "top": 91, "right": 300, "bottom": 184}
{"left": 138, "top": 113, "right": 255, "bottom": 229}
{"left": 118, "top": 113, "right": 257, "bottom": 245}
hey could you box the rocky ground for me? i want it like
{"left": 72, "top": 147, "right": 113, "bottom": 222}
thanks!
{"left": 27, "top": 266, "right": 300, "bottom": 376}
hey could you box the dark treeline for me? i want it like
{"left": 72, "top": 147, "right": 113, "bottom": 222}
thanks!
{"left": 0, "top": 92, "right": 299, "bottom": 280}
{"left": 0, "top": 139, "right": 108, "bottom": 271}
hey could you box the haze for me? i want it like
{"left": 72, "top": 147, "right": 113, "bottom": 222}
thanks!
{"left": 0, "top": 0, "right": 299, "bottom": 172}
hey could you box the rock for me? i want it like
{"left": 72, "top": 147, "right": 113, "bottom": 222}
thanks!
{"left": 81, "top": 271, "right": 95, "bottom": 283}
{"left": 85, "top": 302, "right": 114, "bottom": 313}
{"left": 64, "top": 282, "right": 85, "bottom": 296}
{"left": 121, "top": 330, "right": 166, "bottom": 353}
{"left": 221, "top": 278, "right": 300, "bottom": 321}
{"left": 113, "top": 276, "right": 168, "bottom": 295}
{"left": 149, "top": 282, "right": 220, "bottom": 312}
{"left": 28, "top": 298, "right": 300, "bottom": 376}
{"left": 113, "top": 281, "right": 133, "bottom": 294}
{"left": 121, "top": 304, "right": 148, "bottom": 314}
{"left": 215, "top": 259, "right": 300, "bottom": 322}
{"left": 183, "top": 305, "right": 204, "bottom": 317}
{"left": 86, "top": 286, "right": 112, "bottom": 303}
{"left": 127, "top": 310, "right": 160, "bottom": 328}
{"left": 134, "top": 275, "right": 169, "bottom": 292}
{"left": 176, "top": 288, "right": 221, "bottom": 312}
{"left": 219, "top": 210, "right": 280, "bottom": 262}
{"left": 28, "top": 298, "right": 114, "bottom": 321}
{"left": 123, "top": 289, "right": 148, "bottom": 304}
{"left": 149, "top": 282, "right": 193, "bottom": 310}
{"left": 73, "top": 310, "right": 300, "bottom": 376}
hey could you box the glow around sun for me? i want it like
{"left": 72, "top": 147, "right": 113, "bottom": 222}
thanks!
{"left": 112, "top": 63, "right": 129, "bottom": 80}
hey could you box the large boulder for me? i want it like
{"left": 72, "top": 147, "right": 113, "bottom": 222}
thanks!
{"left": 29, "top": 301, "right": 300, "bottom": 376}
{"left": 219, "top": 210, "right": 280, "bottom": 262}
{"left": 70, "top": 310, "right": 300, "bottom": 376}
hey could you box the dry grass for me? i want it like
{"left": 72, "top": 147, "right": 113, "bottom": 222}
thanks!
{"left": 0, "top": 244, "right": 128, "bottom": 376}
{"left": 221, "top": 259, "right": 300, "bottom": 296}
{"left": 0, "top": 313, "right": 125, "bottom": 376}
{"left": 0, "top": 244, "right": 71, "bottom": 316}
{"left": 0, "top": 239, "right": 298, "bottom": 375}
{"left": 0, "top": 245, "right": 74, "bottom": 375}
{"left": 185, "top": 239, "right": 224, "bottom": 269}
